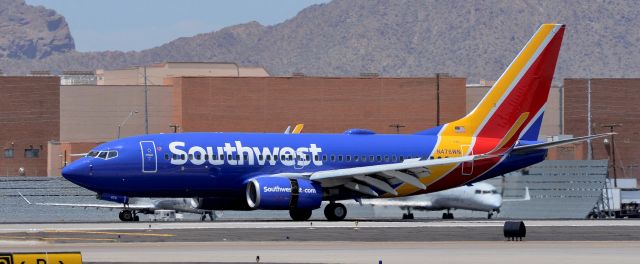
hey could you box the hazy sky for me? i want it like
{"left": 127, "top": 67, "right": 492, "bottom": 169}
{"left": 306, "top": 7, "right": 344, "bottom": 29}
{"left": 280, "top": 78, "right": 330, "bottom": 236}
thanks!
{"left": 26, "top": 0, "right": 330, "bottom": 52}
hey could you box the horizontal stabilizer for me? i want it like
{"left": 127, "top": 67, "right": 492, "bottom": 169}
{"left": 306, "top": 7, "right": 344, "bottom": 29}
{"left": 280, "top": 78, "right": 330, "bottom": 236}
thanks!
{"left": 512, "top": 133, "right": 614, "bottom": 154}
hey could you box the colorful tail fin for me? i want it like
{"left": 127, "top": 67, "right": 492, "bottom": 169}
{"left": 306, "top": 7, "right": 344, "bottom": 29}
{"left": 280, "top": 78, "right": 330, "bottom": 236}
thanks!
{"left": 423, "top": 24, "right": 565, "bottom": 153}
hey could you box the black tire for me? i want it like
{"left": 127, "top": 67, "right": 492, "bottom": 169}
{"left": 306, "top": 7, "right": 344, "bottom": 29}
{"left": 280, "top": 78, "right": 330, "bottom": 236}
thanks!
{"left": 134, "top": 215, "right": 140, "bottom": 222}
{"left": 289, "top": 209, "right": 313, "bottom": 221}
{"left": 402, "top": 213, "right": 408, "bottom": 219}
{"left": 121, "top": 210, "right": 134, "bottom": 221}
{"left": 448, "top": 213, "right": 454, "bottom": 219}
{"left": 407, "top": 213, "right": 414, "bottom": 219}
{"left": 442, "top": 213, "right": 448, "bottom": 219}
{"left": 324, "top": 203, "right": 347, "bottom": 221}
{"left": 118, "top": 211, "right": 125, "bottom": 221}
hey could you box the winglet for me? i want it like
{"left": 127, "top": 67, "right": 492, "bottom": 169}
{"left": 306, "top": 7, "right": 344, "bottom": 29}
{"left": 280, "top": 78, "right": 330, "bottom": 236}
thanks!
{"left": 18, "top": 192, "right": 32, "bottom": 205}
{"left": 292, "top": 124, "right": 304, "bottom": 134}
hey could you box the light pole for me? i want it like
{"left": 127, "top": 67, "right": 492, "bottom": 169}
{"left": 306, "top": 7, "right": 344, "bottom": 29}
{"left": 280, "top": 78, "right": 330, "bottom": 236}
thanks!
{"left": 117, "top": 111, "right": 139, "bottom": 139}
{"left": 602, "top": 123, "right": 621, "bottom": 188}
{"left": 389, "top": 124, "right": 405, "bottom": 134}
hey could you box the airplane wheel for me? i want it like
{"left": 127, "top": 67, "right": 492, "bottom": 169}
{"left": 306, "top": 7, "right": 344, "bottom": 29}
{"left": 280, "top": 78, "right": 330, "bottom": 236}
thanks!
{"left": 201, "top": 214, "right": 206, "bottom": 221}
{"left": 442, "top": 213, "right": 454, "bottom": 219}
{"left": 488, "top": 213, "right": 493, "bottom": 219}
{"left": 324, "top": 203, "right": 347, "bottom": 221}
{"left": 121, "top": 210, "right": 134, "bottom": 221}
{"left": 134, "top": 215, "right": 140, "bottom": 222}
{"left": 402, "top": 213, "right": 414, "bottom": 220}
{"left": 289, "top": 209, "right": 313, "bottom": 221}
{"left": 118, "top": 211, "right": 125, "bottom": 221}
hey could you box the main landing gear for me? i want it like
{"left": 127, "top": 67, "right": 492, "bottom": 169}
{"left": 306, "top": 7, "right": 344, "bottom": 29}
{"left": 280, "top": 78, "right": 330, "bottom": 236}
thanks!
{"left": 402, "top": 208, "right": 414, "bottom": 220}
{"left": 289, "top": 208, "right": 313, "bottom": 221}
{"left": 201, "top": 211, "right": 215, "bottom": 221}
{"left": 442, "top": 209, "right": 454, "bottom": 219}
{"left": 118, "top": 209, "right": 139, "bottom": 222}
{"left": 324, "top": 202, "right": 347, "bottom": 221}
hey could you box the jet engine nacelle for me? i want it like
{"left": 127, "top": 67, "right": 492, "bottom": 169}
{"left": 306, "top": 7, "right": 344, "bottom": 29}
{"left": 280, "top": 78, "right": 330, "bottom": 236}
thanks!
{"left": 246, "top": 177, "right": 323, "bottom": 210}
{"left": 98, "top": 193, "right": 129, "bottom": 204}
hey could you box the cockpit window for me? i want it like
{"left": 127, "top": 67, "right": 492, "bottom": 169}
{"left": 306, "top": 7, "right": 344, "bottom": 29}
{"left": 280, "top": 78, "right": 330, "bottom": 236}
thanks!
{"left": 89, "top": 150, "right": 118, "bottom": 160}
{"left": 107, "top": 150, "right": 118, "bottom": 159}
{"left": 491, "top": 190, "right": 498, "bottom": 194}
{"left": 475, "top": 190, "right": 481, "bottom": 194}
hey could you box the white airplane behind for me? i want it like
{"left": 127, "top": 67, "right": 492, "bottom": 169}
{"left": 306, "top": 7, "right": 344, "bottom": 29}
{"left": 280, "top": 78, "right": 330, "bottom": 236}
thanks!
{"left": 355, "top": 182, "right": 529, "bottom": 219}
{"left": 19, "top": 193, "right": 220, "bottom": 222}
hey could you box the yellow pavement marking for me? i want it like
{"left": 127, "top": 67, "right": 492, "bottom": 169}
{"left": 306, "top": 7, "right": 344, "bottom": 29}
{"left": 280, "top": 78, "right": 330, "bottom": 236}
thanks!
{"left": 0, "top": 235, "right": 115, "bottom": 242}
{"left": 44, "top": 230, "right": 175, "bottom": 237}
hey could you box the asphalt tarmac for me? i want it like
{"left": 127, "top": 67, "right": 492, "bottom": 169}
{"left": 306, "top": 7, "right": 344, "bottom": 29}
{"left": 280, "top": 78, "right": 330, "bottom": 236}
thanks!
{"left": 0, "top": 220, "right": 639, "bottom": 263}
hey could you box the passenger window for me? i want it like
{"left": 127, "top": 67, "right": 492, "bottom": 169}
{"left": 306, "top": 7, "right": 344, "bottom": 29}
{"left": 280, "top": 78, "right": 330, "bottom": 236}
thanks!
{"left": 259, "top": 155, "right": 264, "bottom": 160}
{"left": 212, "top": 154, "right": 218, "bottom": 160}
{"left": 181, "top": 154, "right": 186, "bottom": 160}
{"left": 392, "top": 156, "right": 397, "bottom": 162}
{"left": 243, "top": 154, "right": 248, "bottom": 160}
{"left": 354, "top": 156, "right": 359, "bottom": 161}
{"left": 219, "top": 154, "right": 224, "bottom": 160}
{"left": 235, "top": 155, "right": 240, "bottom": 160}
{"left": 227, "top": 155, "right": 233, "bottom": 160}
{"left": 369, "top": 155, "right": 374, "bottom": 162}
{"left": 274, "top": 155, "right": 278, "bottom": 161}
{"left": 338, "top": 156, "right": 343, "bottom": 162}
{"left": 346, "top": 155, "right": 351, "bottom": 162}
{"left": 266, "top": 155, "right": 271, "bottom": 161}
{"left": 331, "top": 155, "right": 335, "bottom": 161}
{"left": 288, "top": 155, "right": 293, "bottom": 160}
{"left": 376, "top": 156, "right": 382, "bottom": 162}
{"left": 315, "top": 155, "right": 319, "bottom": 161}
{"left": 384, "top": 156, "right": 389, "bottom": 162}
{"left": 195, "top": 154, "right": 201, "bottom": 159}
{"left": 204, "top": 154, "right": 208, "bottom": 160}
{"left": 399, "top": 156, "right": 404, "bottom": 161}
{"left": 281, "top": 155, "right": 286, "bottom": 160}
{"left": 322, "top": 155, "right": 327, "bottom": 161}
{"left": 165, "top": 154, "right": 170, "bottom": 160}
{"left": 188, "top": 154, "right": 194, "bottom": 160}
{"left": 429, "top": 156, "right": 434, "bottom": 160}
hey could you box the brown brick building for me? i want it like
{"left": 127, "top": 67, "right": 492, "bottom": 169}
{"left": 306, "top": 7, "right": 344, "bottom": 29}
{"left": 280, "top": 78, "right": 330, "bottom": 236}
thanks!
{"left": 172, "top": 76, "right": 466, "bottom": 134}
{"left": 0, "top": 76, "right": 60, "bottom": 176}
{"left": 564, "top": 78, "right": 640, "bottom": 181}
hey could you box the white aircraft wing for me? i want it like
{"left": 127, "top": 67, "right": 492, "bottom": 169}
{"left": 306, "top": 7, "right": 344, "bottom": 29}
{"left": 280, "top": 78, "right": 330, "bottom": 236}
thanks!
{"left": 502, "top": 186, "right": 531, "bottom": 202}
{"left": 309, "top": 154, "right": 499, "bottom": 197}
{"left": 347, "top": 199, "right": 433, "bottom": 208}
{"left": 18, "top": 193, "right": 154, "bottom": 210}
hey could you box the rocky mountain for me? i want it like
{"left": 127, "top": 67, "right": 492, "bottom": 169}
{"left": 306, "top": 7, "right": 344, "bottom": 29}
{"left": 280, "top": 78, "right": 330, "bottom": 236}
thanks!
{"left": 1, "top": 0, "right": 639, "bottom": 82}
{"left": 0, "top": 0, "right": 74, "bottom": 59}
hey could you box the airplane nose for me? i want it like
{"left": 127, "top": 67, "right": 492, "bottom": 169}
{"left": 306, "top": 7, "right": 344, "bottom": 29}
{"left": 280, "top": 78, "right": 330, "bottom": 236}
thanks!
{"left": 62, "top": 159, "right": 89, "bottom": 185}
{"left": 491, "top": 196, "right": 503, "bottom": 209}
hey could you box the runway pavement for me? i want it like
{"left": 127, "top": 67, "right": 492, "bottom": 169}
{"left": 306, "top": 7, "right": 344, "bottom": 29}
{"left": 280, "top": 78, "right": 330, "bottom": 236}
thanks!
{"left": 0, "top": 220, "right": 638, "bottom": 263}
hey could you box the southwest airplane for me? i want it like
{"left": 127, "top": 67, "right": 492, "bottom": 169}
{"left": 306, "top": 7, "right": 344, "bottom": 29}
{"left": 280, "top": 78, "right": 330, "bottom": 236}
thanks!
{"left": 62, "top": 24, "right": 609, "bottom": 221}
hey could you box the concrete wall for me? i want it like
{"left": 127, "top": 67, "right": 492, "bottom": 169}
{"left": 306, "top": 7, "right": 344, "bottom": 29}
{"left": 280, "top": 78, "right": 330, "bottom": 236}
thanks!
{"left": 564, "top": 78, "right": 640, "bottom": 181}
{"left": 60, "top": 85, "right": 178, "bottom": 142}
{"left": 173, "top": 76, "right": 467, "bottom": 134}
{"left": 0, "top": 76, "right": 59, "bottom": 176}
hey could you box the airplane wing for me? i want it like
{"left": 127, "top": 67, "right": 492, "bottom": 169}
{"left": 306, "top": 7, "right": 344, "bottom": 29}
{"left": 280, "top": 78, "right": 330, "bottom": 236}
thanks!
{"left": 502, "top": 186, "right": 531, "bottom": 202}
{"left": 512, "top": 133, "right": 613, "bottom": 154}
{"left": 346, "top": 199, "right": 433, "bottom": 208}
{"left": 18, "top": 192, "right": 153, "bottom": 210}
{"left": 308, "top": 154, "right": 500, "bottom": 197}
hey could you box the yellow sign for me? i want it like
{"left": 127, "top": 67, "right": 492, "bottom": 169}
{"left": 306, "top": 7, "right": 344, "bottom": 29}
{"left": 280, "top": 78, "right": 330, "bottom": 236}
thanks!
{"left": 0, "top": 252, "right": 82, "bottom": 264}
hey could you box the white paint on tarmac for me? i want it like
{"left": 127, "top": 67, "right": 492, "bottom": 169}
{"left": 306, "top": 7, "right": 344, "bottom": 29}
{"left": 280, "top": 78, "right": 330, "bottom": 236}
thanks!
{"left": 0, "top": 220, "right": 639, "bottom": 232}
{"left": 0, "top": 241, "right": 638, "bottom": 264}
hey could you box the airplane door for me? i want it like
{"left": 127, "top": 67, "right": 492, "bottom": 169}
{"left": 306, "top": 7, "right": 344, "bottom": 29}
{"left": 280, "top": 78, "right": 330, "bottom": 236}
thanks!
{"left": 140, "top": 141, "right": 158, "bottom": 173}
{"left": 461, "top": 145, "right": 473, "bottom": 176}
